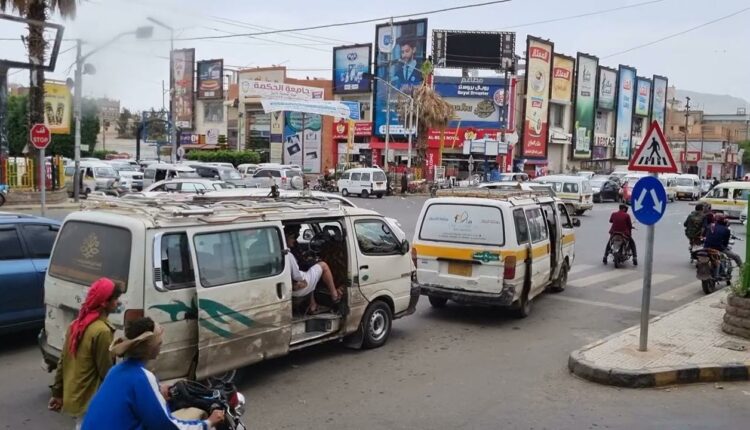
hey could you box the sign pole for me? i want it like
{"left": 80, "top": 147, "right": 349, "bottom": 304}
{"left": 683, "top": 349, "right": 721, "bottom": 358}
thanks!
{"left": 39, "top": 148, "right": 46, "bottom": 216}
{"left": 638, "top": 173, "right": 657, "bottom": 351}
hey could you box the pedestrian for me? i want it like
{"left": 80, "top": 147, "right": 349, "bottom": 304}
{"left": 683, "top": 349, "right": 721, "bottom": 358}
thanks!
{"left": 712, "top": 177, "right": 720, "bottom": 189}
{"left": 82, "top": 317, "right": 224, "bottom": 430}
{"left": 48, "top": 278, "right": 122, "bottom": 429}
{"left": 401, "top": 170, "right": 408, "bottom": 194}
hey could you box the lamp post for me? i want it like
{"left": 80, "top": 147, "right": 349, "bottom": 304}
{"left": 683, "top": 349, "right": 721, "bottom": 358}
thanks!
{"left": 73, "top": 26, "right": 153, "bottom": 202}
{"left": 146, "top": 17, "right": 175, "bottom": 162}
{"left": 364, "top": 73, "right": 415, "bottom": 169}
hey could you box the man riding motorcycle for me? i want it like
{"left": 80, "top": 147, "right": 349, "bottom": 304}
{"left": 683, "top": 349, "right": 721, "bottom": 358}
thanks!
{"left": 684, "top": 203, "right": 706, "bottom": 247}
{"left": 703, "top": 214, "right": 742, "bottom": 270}
{"left": 603, "top": 204, "right": 638, "bottom": 266}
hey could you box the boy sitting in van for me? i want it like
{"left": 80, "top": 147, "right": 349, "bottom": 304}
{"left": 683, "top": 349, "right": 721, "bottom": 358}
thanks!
{"left": 284, "top": 225, "right": 344, "bottom": 314}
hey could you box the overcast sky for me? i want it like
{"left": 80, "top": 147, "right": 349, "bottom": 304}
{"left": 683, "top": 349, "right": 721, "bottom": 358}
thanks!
{"left": 3, "top": 0, "right": 748, "bottom": 112}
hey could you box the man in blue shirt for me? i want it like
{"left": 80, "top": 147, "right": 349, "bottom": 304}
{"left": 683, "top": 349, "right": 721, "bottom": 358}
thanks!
{"left": 82, "top": 317, "right": 224, "bottom": 430}
{"left": 704, "top": 215, "right": 742, "bottom": 268}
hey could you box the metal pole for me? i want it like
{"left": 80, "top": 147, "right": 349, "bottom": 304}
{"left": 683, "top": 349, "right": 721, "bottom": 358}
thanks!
{"left": 638, "top": 171, "right": 658, "bottom": 351}
{"left": 0, "top": 65, "right": 9, "bottom": 185}
{"left": 383, "top": 18, "right": 393, "bottom": 172}
{"left": 501, "top": 68, "right": 509, "bottom": 172}
{"left": 39, "top": 148, "right": 45, "bottom": 216}
{"left": 301, "top": 113, "right": 306, "bottom": 172}
{"left": 407, "top": 98, "right": 413, "bottom": 169}
{"left": 169, "top": 30, "right": 177, "bottom": 163}
{"left": 73, "top": 39, "right": 82, "bottom": 202}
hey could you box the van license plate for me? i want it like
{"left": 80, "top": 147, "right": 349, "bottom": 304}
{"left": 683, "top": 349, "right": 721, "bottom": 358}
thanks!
{"left": 448, "top": 262, "right": 472, "bottom": 277}
{"left": 376, "top": 182, "right": 383, "bottom": 185}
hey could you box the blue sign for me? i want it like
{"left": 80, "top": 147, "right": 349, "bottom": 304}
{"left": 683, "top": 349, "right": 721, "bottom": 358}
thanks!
{"left": 433, "top": 76, "right": 509, "bottom": 129}
{"left": 333, "top": 45, "right": 372, "bottom": 94}
{"left": 631, "top": 176, "right": 667, "bottom": 225}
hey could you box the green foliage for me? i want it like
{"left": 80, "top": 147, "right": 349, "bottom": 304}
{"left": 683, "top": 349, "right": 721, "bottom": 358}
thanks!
{"left": 117, "top": 108, "right": 133, "bottom": 138}
{"left": 7, "top": 94, "right": 28, "bottom": 156}
{"left": 186, "top": 150, "right": 261, "bottom": 166}
{"left": 81, "top": 150, "right": 118, "bottom": 159}
{"left": 732, "top": 263, "right": 750, "bottom": 298}
{"left": 739, "top": 140, "right": 750, "bottom": 166}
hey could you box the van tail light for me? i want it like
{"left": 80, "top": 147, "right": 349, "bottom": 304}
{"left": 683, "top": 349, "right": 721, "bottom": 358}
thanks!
{"left": 580, "top": 196, "right": 584, "bottom": 202}
{"left": 124, "top": 309, "right": 144, "bottom": 323}
{"left": 411, "top": 248, "right": 418, "bottom": 267}
{"left": 503, "top": 256, "right": 517, "bottom": 279}
{"left": 282, "top": 177, "right": 288, "bottom": 185}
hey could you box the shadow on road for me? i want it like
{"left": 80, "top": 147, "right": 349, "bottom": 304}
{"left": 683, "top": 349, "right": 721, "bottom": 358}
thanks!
{"left": 0, "top": 328, "right": 40, "bottom": 354}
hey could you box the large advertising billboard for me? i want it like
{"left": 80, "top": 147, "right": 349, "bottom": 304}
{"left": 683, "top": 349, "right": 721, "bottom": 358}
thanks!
{"left": 333, "top": 44, "right": 372, "bottom": 93}
{"left": 635, "top": 77, "right": 652, "bottom": 117}
{"left": 433, "top": 76, "right": 508, "bottom": 128}
{"left": 171, "top": 48, "right": 195, "bottom": 130}
{"left": 197, "top": 59, "right": 223, "bottom": 100}
{"left": 651, "top": 75, "right": 669, "bottom": 130}
{"left": 283, "top": 112, "right": 322, "bottom": 174}
{"left": 44, "top": 81, "right": 71, "bottom": 134}
{"left": 521, "top": 36, "right": 553, "bottom": 158}
{"left": 573, "top": 53, "right": 598, "bottom": 159}
{"left": 598, "top": 67, "right": 617, "bottom": 110}
{"left": 373, "top": 19, "right": 428, "bottom": 136}
{"left": 432, "top": 30, "right": 515, "bottom": 71}
{"left": 614, "top": 65, "right": 636, "bottom": 160}
{"left": 551, "top": 54, "right": 574, "bottom": 102}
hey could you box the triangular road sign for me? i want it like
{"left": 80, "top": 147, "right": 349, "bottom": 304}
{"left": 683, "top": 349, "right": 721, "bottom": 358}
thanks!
{"left": 628, "top": 121, "right": 678, "bottom": 173}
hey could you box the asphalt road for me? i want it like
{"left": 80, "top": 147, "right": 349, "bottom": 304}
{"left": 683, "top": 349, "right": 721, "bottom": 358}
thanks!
{"left": 3, "top": 197, "right": 749, "bottom": 429}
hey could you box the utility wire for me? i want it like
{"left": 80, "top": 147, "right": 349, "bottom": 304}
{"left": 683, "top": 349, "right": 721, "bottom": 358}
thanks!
{"left": 499, "top": 0, "right": 665, "bottom": 29}
{"left": 602, "top": 5, "right": 750, "bottom": 58}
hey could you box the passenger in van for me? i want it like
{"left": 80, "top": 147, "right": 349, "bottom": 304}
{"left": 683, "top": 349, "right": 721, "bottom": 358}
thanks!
{"left": 284, "top": 225, "right": 343, "bottom": 314}
{"left": 49, "top": 278, "right": 122, "bottom": 430}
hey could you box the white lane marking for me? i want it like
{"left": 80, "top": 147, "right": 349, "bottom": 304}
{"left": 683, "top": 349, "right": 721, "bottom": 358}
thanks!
{"left": 655, "top": 281, "right": 702, "bottom": 301}
{"left": 546, "top": 295, "right": 663, "bottom": 315}
{"left": 569, "top": 264, "right": 594, "bottom": 275}
{"left": 568, "top": 270, "right": 635, "bottom": 288}
{"left": 606, "top": 273, "right": 676, "bottom": 294}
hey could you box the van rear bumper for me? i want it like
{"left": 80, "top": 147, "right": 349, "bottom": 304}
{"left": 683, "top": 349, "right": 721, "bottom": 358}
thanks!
{"left": 395, "top": 282, "right": 420, "bottom": 319}
{"left": 38, "top": 328, "right": 61, "bottom": 372}
{"left": 419, "top": 283, "right": 516, "bottom": 306}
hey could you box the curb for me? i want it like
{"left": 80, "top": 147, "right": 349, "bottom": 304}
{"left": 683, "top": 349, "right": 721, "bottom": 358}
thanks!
{"left": 568, "top": 291, "right": 750, "bottom": 388}
{"left": 3, "top": 203, "right": 82, "bottom": 211}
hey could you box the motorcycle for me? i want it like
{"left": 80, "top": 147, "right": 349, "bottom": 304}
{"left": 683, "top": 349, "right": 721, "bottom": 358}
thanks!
{"left": 687, "top": 235, "right": 703, "bottom": 264}
{"left": 169, "top": 379, "right": 247, "bottom": 430}
{"left": 607, "top": 233, "right": 633, "bottom": 268}
{"left": 0, "top": 184, "right": 7, "bottom": 207}
{"left": 312, "top": 177, "right": 337, "bottom": 193}
{"left": 692, "top": 237, "right": 741, "bottom": 295}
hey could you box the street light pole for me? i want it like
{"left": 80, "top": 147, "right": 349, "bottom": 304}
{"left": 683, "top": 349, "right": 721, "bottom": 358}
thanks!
{"left": 147, "top": 17, "right": 175, "bottom": 162}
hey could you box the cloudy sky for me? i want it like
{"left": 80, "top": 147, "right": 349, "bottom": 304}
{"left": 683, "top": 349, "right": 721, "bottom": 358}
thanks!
{"left": 3, "top": 0, "right": 748, "bottom": 111}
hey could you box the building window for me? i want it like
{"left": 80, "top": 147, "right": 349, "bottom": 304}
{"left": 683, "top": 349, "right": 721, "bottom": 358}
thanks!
{"left": 550, "top": 103, "right": 565, "bottom": 129}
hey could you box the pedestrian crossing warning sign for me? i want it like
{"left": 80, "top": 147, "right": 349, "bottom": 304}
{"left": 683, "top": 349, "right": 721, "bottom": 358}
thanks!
{"left": 628, "top": 121, "right": 678, "bottom": 173}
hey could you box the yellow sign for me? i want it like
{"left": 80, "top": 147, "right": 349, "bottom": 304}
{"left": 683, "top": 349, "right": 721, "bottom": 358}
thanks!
{"left": 346, "top": 119, "right": 355, "bottom": 152}
{"left": 44, "top": 82, "right": 72, "bottom": 134}
{"left": 551, "top": 54, "right": 574, "bottom": 102}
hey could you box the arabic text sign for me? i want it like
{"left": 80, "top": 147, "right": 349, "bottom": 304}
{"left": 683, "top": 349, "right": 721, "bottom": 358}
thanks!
{"left": 241, "top": 80, "right": 324, "bottom": 101}
{"left": 261, "top": 99, "right": 360, "bottom": 120}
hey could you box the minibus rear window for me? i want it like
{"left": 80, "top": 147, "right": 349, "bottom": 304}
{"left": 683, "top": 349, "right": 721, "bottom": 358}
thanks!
{"left": 419, "top": 203, "right": 504, "bottom": 246}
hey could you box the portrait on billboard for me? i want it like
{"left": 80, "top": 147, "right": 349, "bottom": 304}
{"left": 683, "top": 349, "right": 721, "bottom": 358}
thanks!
{"left": 374, "top": 19, "right": 427, "bottom": 136}
{"left": 333, "top": 44, "right": 372, "bottom": 93}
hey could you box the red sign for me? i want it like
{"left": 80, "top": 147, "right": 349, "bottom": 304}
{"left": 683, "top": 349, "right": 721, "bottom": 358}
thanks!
{"left": 529, "top": 47, "right": 550, "bottom": 62}
{"left": 553, "top": 67, "right": 571, "bottom": 80}
{"left": 628, "top": 121, "right": 678, "bottom": 173}
{"left": 30, "top": 123, "right": 51, "bottom": 150}
{"left": 333, "top": 120, "right": 373, "bottom": 139}
{"left": 427, "top": 128, "right": 501, "bottom": 148}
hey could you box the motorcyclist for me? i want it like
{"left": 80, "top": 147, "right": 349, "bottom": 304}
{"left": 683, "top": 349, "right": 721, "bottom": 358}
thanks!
{"left": 684, "top": 203, "right": 706, "bottom": 247}
{"left": 703, "top": 214, "right": 743, "bottom": 271}
{"left": 603, "top": 204, "right": 638, "bottom": 266}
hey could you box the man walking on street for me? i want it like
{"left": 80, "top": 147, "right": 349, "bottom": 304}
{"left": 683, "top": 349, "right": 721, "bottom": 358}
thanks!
{"left": 49, "top": 278, "right": 122, "bottom": 429}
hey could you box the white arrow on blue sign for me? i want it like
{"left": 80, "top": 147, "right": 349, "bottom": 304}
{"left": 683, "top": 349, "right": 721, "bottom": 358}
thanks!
{"left": 631, "top": 176, "right": 667, "bottom": 225}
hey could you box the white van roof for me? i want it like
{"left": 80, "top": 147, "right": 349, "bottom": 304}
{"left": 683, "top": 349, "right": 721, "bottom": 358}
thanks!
{"left": 145, "top": 163, "right": 196, "bottom": 172}
{"left": 533, "top": 175, "right": 588, "bottom": 183}
{"left": 344, "top": 167, "right": 384, "bottom": 172}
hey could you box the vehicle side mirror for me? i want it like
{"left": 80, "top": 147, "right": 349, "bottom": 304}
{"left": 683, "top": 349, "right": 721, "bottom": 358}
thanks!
{"left": 400, "top": 239, "right": 410, "bottom": 255}
{"left": 302, "top": 229, "right": 314, "bottom": 241}
{"left": 573, "top": 218, "right": 581, "bottom": 228}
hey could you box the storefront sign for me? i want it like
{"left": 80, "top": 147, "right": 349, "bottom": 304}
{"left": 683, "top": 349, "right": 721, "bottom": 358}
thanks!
{"left": 260, "top": 99, "right": 359, "bottom": 119}
{"left": 522, "top": 37, "right": 553, "bottom": 158}
{"left": 592, "top": 146, "right": 608, "bottom": 160}
{"left": 594, "top": 134, "right": 615, "bottom": 147}
{"left": 333, "top": 120, "right": 373, "bottom": 139}
{"left": 241, "top": 79, "right": 324, "bottom": 101}
{"left": 434, "top": 76, "right": 512, "bottom": 129}
{"left": 427, "top": 128, "right": 501, "bottom": 148}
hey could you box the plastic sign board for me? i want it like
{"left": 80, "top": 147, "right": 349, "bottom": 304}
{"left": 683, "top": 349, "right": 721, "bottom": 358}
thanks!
{"left": 631, "top": 176, "right": 667, "bottom": 225}
{"left": 30, "top": 123, "right": 51, "bottom": 150}
{"left": 628, "top": 121, "right": 677, "bottom": 173}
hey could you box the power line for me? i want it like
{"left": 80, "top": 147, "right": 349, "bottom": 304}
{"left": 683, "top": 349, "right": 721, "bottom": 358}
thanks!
{"left": 170, "top": 0, "right": 513, "bottom": 42}
{"left": 499, "top": 0, "right": 665, "bottom": 30}
{"left": 602, "top": 5, "right": 750, "bottom": 58}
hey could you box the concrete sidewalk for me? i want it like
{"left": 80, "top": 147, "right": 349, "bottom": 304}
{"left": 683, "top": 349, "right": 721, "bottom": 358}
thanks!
{"left": 569, "top": 290, "right": 750, "bottom": 388}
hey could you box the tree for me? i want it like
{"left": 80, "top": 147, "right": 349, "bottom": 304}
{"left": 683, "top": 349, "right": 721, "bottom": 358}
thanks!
{"left": 117, "top": 108, "right": 132, "bottom": 138}
{"left": 7, "top": 94, "right": 28, "bottom": 156}
{"left": 401, "top": 78, "right": 453, "bottom": 170}
{"left": 0, "top": 0, "right": 78, "bottom": 156}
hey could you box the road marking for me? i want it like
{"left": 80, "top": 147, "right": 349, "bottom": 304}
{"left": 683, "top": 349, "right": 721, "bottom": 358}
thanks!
{"left": 568, "top": 270, "right": 635, "bottom": 288}
{"left": 546, "top": 295, "right": 663, "bottom": 315}
{"left": 655, "top": 281, "right": 701, "bottom": 301}
{"left": 606, "top": 273, "right": 676, "bottom": 294}
{"left": 569, "top": 264, "right": 594, "bottom": 275}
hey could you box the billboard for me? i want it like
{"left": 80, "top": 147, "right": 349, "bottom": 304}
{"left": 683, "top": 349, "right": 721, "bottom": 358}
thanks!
{"left": 373, "top": 18, "right": 428, "bottom": 136}
{"left": 614, "top": 65, "right": 636, "bottom": 160}
{"left": 521, "top": 36, "right": 553, "bottom": 158}
{"left": 197, "top": 59, "right": 223, "bottom": 100}
{"left": 551, "top": 54, "right": 574, "bottom": 102}
{"left": 240, "top": 80, "right": 324, "bottom": 101}
{"left": 171, "top": 48, "right": 195, "bottom": 130}
{"left": 651, "top": 75, "right": 669, "bottom": 130}
{"left": 432, "top": 30, "right": 515, "bottom": 70}
{"left": 635, "top": 77, "right": 652, "bottom": 117}
{"left": 283, "top": 112, "right": 322, "bottom": 174}
{"left": 433, "top": 76, "right": 509, "bottom": 128}
{"left": 597, "top": 67, "right": 617, "bottom": 110}
{"left": 333, "top": 44, "right": 372, "bottom": 93}
{"left": 44, "top": 81, "right": 71, "bottom": 134}
{"left": 573, "top": 53, "right": 598, "bottom": 159}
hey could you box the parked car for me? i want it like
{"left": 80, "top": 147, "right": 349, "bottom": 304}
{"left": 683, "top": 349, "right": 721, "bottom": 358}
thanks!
{"left": 64, "top": 161, "right": 122, "bottom": 197}
{"left": 237, "top": 163, "right": 258, "bottom": 178}
{"left": 186, "top": 163, "right": 251, "bottom": 188}
{"left": 246, "top": 166, "right": 304, "bottom": 190}
{"left": 0, "top": 213, "right": 60, "bottom": 335}
{"left": 674, "top": 174, "right": 701, "bottom": 200}
{"left": 143, "top": 163, "right": 200, "bottom": 187}
{"left": 532, "top": 175, "right": 594, "bottom": 215}
{"left": 107, "top": 161, "right": 144, "bottom": 191}
{"left": 141, "top": 179, "right": 233, "bottom": 195}
{"left": 589, "top": 176, "right": 621, "bottom": 203}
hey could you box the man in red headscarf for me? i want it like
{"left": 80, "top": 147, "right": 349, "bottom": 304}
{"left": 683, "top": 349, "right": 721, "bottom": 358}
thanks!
{"left": 48, "top": 278, "right": 122, "bottom": 429}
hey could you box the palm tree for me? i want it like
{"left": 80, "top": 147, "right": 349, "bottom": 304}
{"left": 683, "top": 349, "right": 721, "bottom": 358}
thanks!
{"left": 0, "top": 0, "right": 77, "bottom": 157}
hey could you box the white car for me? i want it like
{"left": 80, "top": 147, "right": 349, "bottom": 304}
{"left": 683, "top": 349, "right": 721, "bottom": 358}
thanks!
{"left": 130, "top": 179, "right": 232, "bottom": 198}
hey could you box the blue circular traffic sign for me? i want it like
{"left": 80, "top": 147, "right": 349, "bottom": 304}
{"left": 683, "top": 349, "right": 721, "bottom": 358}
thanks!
{"left": 631, "top": 176, "right": 667, "bottom": 225}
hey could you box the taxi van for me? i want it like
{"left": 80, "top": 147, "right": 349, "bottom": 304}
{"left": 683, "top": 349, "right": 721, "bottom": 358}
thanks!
{"left": 412, "top": 188, "right": 579, "bottom": 318}
{"left": 700, "top": 181, "right": 750, "bottom": 222}
{"left": 39, "top": 196, "right": 418, "bottom": 381}
{"left": 532, "top": 175, "right": 593, "bottom": 215}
